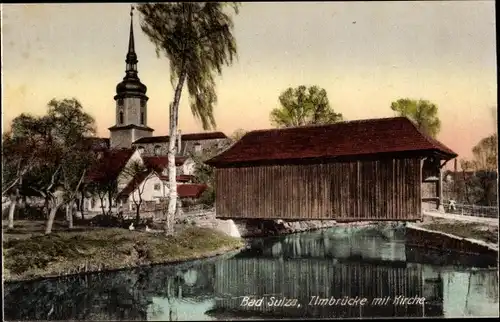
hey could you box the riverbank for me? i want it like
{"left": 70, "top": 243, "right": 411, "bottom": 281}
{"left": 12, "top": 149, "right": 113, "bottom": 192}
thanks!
{"left": 2, "top": 220, "right": 244, "bottom": 282}
{"left": 406, "top": 214, "right": 498, "bottom": 256}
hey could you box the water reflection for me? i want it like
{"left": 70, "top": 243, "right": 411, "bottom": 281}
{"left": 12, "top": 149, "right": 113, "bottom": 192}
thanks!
{"left": 3, "top": 227, "right": 498, "bottom": 320}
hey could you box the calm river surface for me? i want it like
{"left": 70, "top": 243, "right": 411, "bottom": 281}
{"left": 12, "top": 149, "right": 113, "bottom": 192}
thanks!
{"left": 4, "top": 226, "right": 499, "bottom": 320}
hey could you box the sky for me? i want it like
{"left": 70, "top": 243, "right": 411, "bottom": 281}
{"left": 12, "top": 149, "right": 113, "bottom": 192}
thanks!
{"left": 1, "top": 2, "right": 497, "bottom": 161}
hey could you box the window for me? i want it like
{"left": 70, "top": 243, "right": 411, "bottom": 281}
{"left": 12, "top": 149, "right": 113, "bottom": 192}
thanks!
{"left": 90, "top": 198, "right": 95, "bottom": 209}
{"left": 154, "top": 145, "right": 161, "bottom": 156}
{"left": 140, "top": 99, "right": 146, "bottom": 108}
{"left": 154, "top": 183, "right": 161, "bottom": 191}
{"left": 137, "top": 146, "right": 145, "bottom": 154}
{"left": 119, "top": 111, "right": 124, "bottom": 124}
{"left": 140, "top": 112, "right": 145, "bottom": 125}
{"left": 194, "top": 143, "right": 202, "bottom": 153}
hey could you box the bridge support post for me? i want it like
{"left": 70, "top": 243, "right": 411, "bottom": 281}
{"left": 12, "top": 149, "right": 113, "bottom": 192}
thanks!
{"left": 437, "top": 167, "right": 445, "bottom": 212}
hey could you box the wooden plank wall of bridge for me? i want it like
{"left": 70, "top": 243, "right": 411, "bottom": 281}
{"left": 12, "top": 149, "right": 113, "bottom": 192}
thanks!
{"left": 216, "top": 158, "right": 422, "bottom": 221}
{"left": 214, "top": 258, "right": 441, "bottom": 318}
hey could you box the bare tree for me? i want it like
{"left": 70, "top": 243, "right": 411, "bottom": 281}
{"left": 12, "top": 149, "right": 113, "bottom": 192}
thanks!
{"left": 121, "top": 160, "right": 154, "bottom": 226}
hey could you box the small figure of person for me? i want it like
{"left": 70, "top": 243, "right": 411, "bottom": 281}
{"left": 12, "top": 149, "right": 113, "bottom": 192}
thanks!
{"left": 449, "top": 199, "right": 457, "bottom": 212}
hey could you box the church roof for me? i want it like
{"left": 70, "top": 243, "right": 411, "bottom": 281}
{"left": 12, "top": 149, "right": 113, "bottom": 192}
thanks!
{"left": 133, "top": 132, "right": 227, "bottom": 144}
{"left": 143, "top": 156, "right": 189, "bottom": 172}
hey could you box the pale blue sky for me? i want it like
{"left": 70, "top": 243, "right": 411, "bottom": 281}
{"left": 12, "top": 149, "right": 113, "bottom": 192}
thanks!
{"left": 1, "top": 1, "right": 497, "bottom": 159}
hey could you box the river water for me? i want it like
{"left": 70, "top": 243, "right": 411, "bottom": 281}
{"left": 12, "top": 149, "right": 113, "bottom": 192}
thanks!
{"left": 4, "top": 226, "right": 499, "bottom": 320}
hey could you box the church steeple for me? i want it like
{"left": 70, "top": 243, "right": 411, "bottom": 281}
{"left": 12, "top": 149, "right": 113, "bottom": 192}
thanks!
{"left": 109, "top": 5, "right": 153, "bottom": 150}
{"left": 126, "top": 7, "right": 138, "bottom": 75}
{"left": 115, "top": 5, "right": 147, "bottom": 98}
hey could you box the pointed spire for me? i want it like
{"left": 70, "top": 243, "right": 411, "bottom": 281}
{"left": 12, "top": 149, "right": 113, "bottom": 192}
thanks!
{"left": 128, "top": 5, "right": 136, "bottom": 56}
{"left": 116, "top": 5, "right": 147, "bottom": 97}
{"left": 126, "top": 5, "right": 138, "bottom": 71}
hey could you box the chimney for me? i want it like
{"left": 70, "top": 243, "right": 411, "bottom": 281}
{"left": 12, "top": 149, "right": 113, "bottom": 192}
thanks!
{"left": 177, "top": 129, "right": 182, "bottom": 154}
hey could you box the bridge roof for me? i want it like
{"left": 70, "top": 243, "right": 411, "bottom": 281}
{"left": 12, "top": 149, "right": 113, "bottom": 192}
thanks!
{"left": 206, "top": 117, "right": 457, "bottom": 167}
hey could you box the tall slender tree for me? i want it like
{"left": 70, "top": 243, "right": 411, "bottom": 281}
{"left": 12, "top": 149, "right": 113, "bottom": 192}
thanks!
{"left": 137, "top": 3, "right": 239, "bottom": 235}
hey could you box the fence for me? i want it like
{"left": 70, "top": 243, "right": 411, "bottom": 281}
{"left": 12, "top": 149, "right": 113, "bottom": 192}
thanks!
{"left": 442, "top": 201, "right": 499, "bottom": 219}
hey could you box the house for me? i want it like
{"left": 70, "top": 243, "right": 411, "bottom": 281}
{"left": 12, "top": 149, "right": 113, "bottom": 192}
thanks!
{"left": 116, "top": 168, "right": 207, "bottom": 211}
{"left": 206, "top": 117, "right": 458, "bottom": 221}
{"left": 83, "top": 150, "right": 201, "bottom": 213}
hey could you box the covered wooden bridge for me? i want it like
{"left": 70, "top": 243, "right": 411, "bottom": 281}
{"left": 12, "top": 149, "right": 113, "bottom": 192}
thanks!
{"left": 205, "top": 117, "right": 457, "bottom": 221}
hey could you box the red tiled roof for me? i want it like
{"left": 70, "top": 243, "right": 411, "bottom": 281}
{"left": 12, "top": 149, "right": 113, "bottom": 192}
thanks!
{"left": 133, "top": 132, "right": 227, "bottom": 144}
{"left": 206, "top": 117, "right": 458, "bottom": 167}
{"left": 118, "top": 171, "right": 206, "bottom": 199}
{"left": 81, "top": 137, "right": 110, "bottom": 152}
{"left": 158, "top": 174, "right": 194, "bottom": 182}
{"left": 86, "top": 148, "right": 135, "bottom": 182}
{"left": 177, "top": 184, "right": 207, "bottom": 199}
{"left": 177, "top": 174, "right": 194, "bottom": 182}
{"left": 143, "top": 156, "right": 188, "bottom": 172}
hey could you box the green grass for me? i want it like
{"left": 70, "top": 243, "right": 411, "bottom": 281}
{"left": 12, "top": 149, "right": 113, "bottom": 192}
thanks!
{"left": 3, "top": 223, "right": 243, "bottom": 282}
{"left": 420, "top": 222, "right": 498, "bottom": 244}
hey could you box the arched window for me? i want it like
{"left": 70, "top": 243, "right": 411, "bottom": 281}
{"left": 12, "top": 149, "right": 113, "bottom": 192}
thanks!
{"left": 140, "top": 112, "right": 145, "bottom": 125}
{"left": 119, "top": 111, "right": 124, "bottom": 124}
{"left": 154, "top": 145, "right": 161, "bottom": 156}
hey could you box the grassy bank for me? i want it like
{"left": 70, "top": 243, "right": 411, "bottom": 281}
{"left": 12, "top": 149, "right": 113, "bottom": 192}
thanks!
{"left": 3, "top": 221, "right": 244, "bottom": 282}
{"left": 418, "top": 220, "right": 498, "bottom": 244}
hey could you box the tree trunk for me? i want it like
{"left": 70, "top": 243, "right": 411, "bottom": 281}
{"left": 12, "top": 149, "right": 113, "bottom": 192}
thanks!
{"left": 164, "top": 70, "right": 187, "bottom": 235}
{"left": 45, "top": 203, "right": 61, "bottom": 234}
{"left": 66, "top": 204, "right": 74, "bottom": 229}
{"left": 135, "top": 204, "right": 141, "bottom": 226}
{"left": 107, "top": 189, "right": 113, "bottom": 215}
{"left": 99, "top": 196, "right": 106, "bottom": 216}
{"left": 7, "top": 197, "right": 17, "bottom": 229}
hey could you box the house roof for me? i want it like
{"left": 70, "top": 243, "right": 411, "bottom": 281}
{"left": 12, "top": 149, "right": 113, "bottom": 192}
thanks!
{"left": 177, "top": 183, "right": 208, "bottom": 199}
{"left": 132, "top": 132, "right": 227, "bottom": 144}
{"left": 86, "top": 148, "right": 135, "bottom": 182}
{"left": 81, "top": 137, "right": 110, "bottom": 151}
{"left": 206, "top": 117, "right": 458, "bottom": 167}
{"left": 117, "top": 171, "right": 207, "bottom": 199}
{"left": 159, "top": 174, "right": 194, "bottom": 182}
{"left": 143, "top": 156, "right": 188, "bottom": 172}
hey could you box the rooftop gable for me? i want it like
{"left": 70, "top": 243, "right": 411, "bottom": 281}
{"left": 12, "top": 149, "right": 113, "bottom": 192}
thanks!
{"left": 206, "top": 117, "right": 457, "bottom": 167}
{"left": 86, "top": 148, "right": 136, "bottom": 182}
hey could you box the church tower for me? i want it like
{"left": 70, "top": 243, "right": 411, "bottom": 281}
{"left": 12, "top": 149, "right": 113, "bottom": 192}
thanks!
{"left": 109, "top": 6, "right": 154, "bottom": 149}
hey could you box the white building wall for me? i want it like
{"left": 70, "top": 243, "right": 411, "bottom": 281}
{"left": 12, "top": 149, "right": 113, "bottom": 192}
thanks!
{"left": 129, "top": 172, "right": 168, "bottom": 205}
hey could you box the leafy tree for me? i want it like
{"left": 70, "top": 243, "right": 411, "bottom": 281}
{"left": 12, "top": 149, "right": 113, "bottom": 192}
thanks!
{"left": 137, "top": 2, "right": 239, "bottom": 235}
{"left": 390, "top": 98, "right": 441, "bottom": 138}
{"left": 459, "top": 133, "right": 498, "bottom": 206}
{"left": 270, "top": 85, "right": 343, "bottom": 128}
{"left": 2, "top": 98, "right": 97, "bottom": 234}
{"left": 191, "top": 140, "right": 232, "bottom": 207}
{"left": 230, "top": 128, "right": 247, "bottom": 142}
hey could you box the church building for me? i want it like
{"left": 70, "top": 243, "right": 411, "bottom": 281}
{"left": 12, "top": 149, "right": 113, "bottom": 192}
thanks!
{"left": 82, "top": 10, "right": 227, "bottom": 214}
